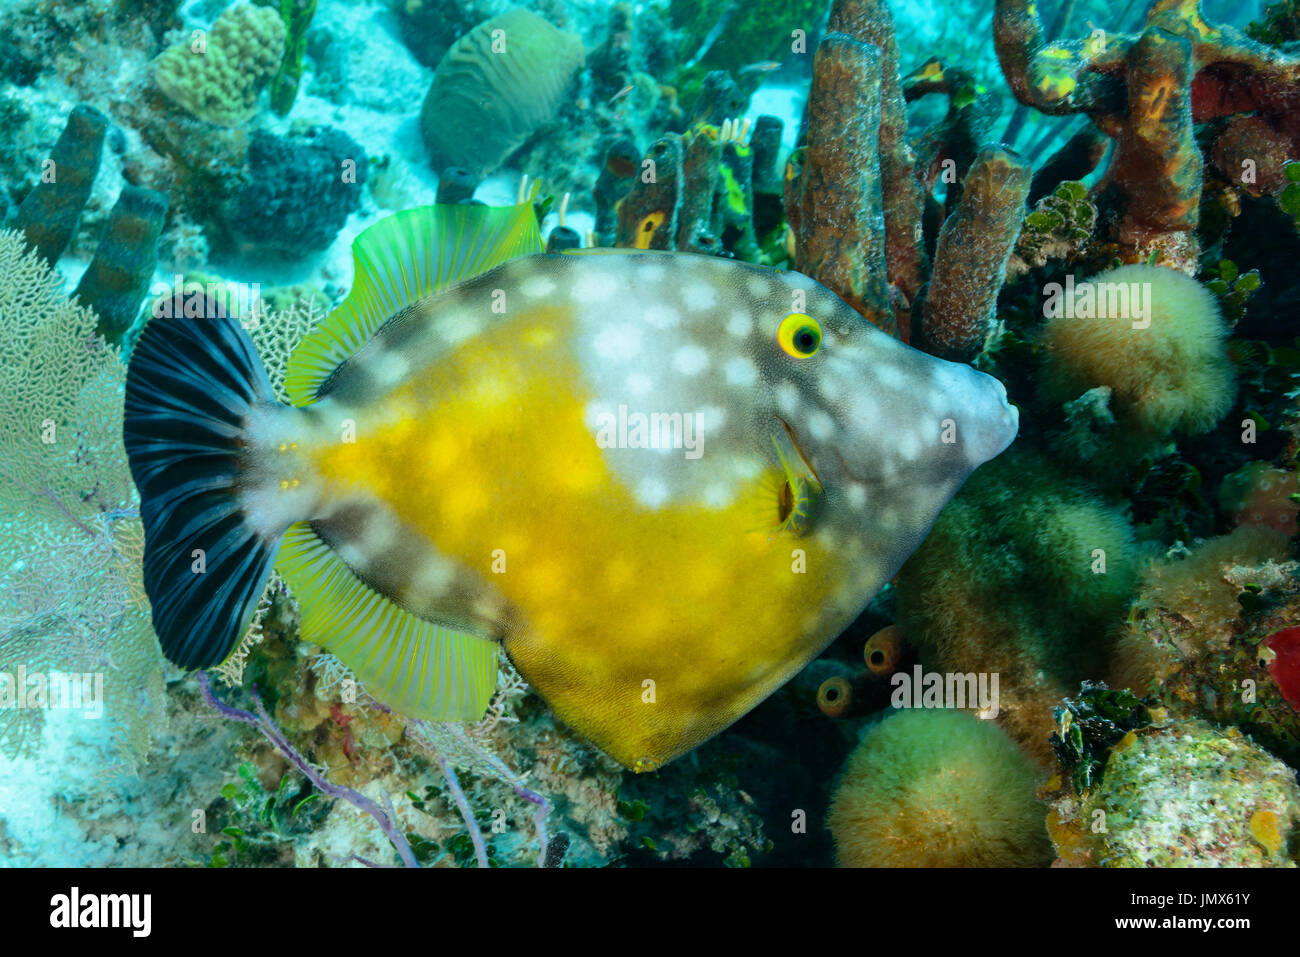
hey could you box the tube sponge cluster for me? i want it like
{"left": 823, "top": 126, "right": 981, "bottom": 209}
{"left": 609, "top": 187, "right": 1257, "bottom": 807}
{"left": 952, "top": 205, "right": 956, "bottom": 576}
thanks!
{"left": 1038, "top": 264, "right": 1235, "bottom": 444}
{"left": 152, "top": 3, "right": 287, "bottom": 127}
{"left": 828, "top": 710, "right": 1052, "bottom": 867}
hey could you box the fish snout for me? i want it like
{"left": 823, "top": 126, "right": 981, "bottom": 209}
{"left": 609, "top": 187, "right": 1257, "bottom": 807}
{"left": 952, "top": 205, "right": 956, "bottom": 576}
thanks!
{"left": 958, "top": 370, "right": 1019, "bottom": 466}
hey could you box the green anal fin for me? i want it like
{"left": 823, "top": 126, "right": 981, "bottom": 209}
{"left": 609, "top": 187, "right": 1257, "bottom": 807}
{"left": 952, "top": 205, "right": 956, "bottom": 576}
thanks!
{"left": 276, "top": 522, "right": 498, "bottom": 720}
{"left": 285, "top": 201, "right": 543, "bottom": 406}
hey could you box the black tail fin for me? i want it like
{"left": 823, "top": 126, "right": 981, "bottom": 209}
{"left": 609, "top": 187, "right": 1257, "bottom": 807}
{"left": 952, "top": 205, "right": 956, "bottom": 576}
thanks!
{"left": 123, "top": 300, "right": 279, "bottom": 669}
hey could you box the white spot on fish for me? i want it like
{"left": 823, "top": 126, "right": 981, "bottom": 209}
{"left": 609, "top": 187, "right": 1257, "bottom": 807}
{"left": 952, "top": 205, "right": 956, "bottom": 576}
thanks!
{"left": 643, "top": 304, "right": 680, "bottom": 330}
{"left": 584, "top": 401, "right": 615, "bottom": 430}
{"left": 746, "top": 275, "right": 771, "bottom": 299}
{"left": 673, "top": 344, "right": 709, "bottom": 376}
{"left": 593, "top": 324, "right": 643, "bottom": 361}
{"left": 702, "top": 482, "right": 735, "bottom": 508}
{"left": 698, "top": 405, "right": 727, "bottom": 432}
{"left": 897, "top": 430, "right": 921, "bottom": 461}
{"left": 358, "top": 515, "right": 401, "bottom": 556}
{"left": 639, "top": 262, "right": 667, "bottom": 284}
{"left": 724, "top": 356, "right": 757, "bottom": 386}
{"left": 441, "top": 313, "right": 487, "bottom": 345}
{"left": 776, "top": 381, "right": 800, "bottom": 416}
{"left": 726, "top": 310, "right": 752, "bottom": 337}
{"left": 683, "top": 284, "right": 718, "bottom": 311}
{"left": 411, "top": 558, "right": 455, "bottom": 598}
{"left": 846, "top": 483, "right": 867, "bottom": 510}
{"left": 636, "top": 477, "right": 670, "bottom": 508}
{"left": 875, "top": 364, "right": 907, "bottom": 390}
{"left": 626, "top": 372, "right": 654, "bottom": 396}
{"left": 336, "top": 540, "right": 370, "bottom": 575}
{"left": 574, "top": 271, "right": 618, "bottom": 302}
{"left": 374, "top": 352, "right": 410, "bottom": 387}
{"left": 521, "top": 275, "right": 556, "bottom": 298}
{"left": 808, "top": 410, "right": 834, "bottom": 442}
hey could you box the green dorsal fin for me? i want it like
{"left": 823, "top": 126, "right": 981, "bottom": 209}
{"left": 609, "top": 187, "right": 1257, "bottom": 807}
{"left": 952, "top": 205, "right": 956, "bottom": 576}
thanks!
{"left": 285, "top": 202, "right": 544, "bottom": 406}
{"left": 276, "top": 523, "right": 498, "bottom": 721}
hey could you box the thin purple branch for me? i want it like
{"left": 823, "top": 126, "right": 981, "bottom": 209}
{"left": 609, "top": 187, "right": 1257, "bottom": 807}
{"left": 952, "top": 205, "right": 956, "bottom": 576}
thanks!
{"left": 196, "top": 671, "right": 418, "bottom": 868}
{"left": 435, "top": 755, "right": 488, "bottom": 868}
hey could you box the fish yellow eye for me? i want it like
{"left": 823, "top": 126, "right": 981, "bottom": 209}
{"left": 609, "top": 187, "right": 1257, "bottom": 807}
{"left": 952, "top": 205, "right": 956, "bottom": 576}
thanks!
{"left": 778, "top": 313, "right": 822, "bottom": 357}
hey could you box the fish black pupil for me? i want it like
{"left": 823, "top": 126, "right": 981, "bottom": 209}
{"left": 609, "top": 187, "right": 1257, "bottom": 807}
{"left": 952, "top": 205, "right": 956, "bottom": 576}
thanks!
{"left": 796, "top": 328, "right": 817, "bottom": 353}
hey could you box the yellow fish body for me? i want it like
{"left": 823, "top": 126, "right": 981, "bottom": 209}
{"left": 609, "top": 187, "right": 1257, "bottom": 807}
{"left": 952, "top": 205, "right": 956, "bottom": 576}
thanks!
{"left": 124, "top": 203, "right": 1017, "bottom": 771}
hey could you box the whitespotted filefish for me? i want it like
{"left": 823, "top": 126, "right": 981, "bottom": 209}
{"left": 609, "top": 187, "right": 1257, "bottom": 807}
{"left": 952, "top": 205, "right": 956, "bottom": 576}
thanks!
{"left": 124, "top": 202, "right": 1017, "bottom": 772}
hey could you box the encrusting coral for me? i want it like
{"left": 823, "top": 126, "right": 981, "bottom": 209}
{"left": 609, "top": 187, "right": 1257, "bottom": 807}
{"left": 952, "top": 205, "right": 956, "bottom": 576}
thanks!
{"left": 828, "top": 709, "right": 1052, "bottom": 867}
{"left": 152, "top": 2, "right": 286, "bottom": 127}
{"left": 1046, "top": 716, "right": 1300, "bottom": 867}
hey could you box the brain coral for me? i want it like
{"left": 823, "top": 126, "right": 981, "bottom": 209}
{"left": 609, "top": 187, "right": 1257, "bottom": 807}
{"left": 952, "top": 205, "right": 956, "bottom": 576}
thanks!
{"left": 152, "top": 3, "right": 286, "bottom": 126}
{"left": 828, "top": 709, "right": 1052, "bottom": 867}
{"left": 1038, "top": 264, "right": 1235, "bottom": 442}
{"left": 419, "top": 7, "right": 585, "bottom": 179}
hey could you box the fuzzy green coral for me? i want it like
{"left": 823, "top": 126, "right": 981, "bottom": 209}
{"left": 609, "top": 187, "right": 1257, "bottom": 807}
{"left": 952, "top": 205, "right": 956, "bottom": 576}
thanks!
{"left": 828, "top": 709, "right": 1052, "bottom": 867}
{"left": 1038, "top": 264, "right": 1236, "bottom": 446}
{"left": 152, "top": 3, "right": 286, "bottom": 126}
{"left": 895, "top": 448, "right": 1139, "bottom": 765}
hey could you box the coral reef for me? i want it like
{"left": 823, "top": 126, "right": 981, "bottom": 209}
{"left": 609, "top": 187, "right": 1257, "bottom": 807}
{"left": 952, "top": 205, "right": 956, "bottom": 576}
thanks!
{"left": 152, "top": 2, "right": 286, "bottom": 127}
{"left": 0, "top": 229, "right": 165, "bottom": 770}
{"left": 783, "top": 0, "right": 1035, "bottom": 350}
{"left": 1, "top": 0, "right": 1298, "bottom": 873}
{"left": 828, "top": 709, "right": 1052, "bottom": 867}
